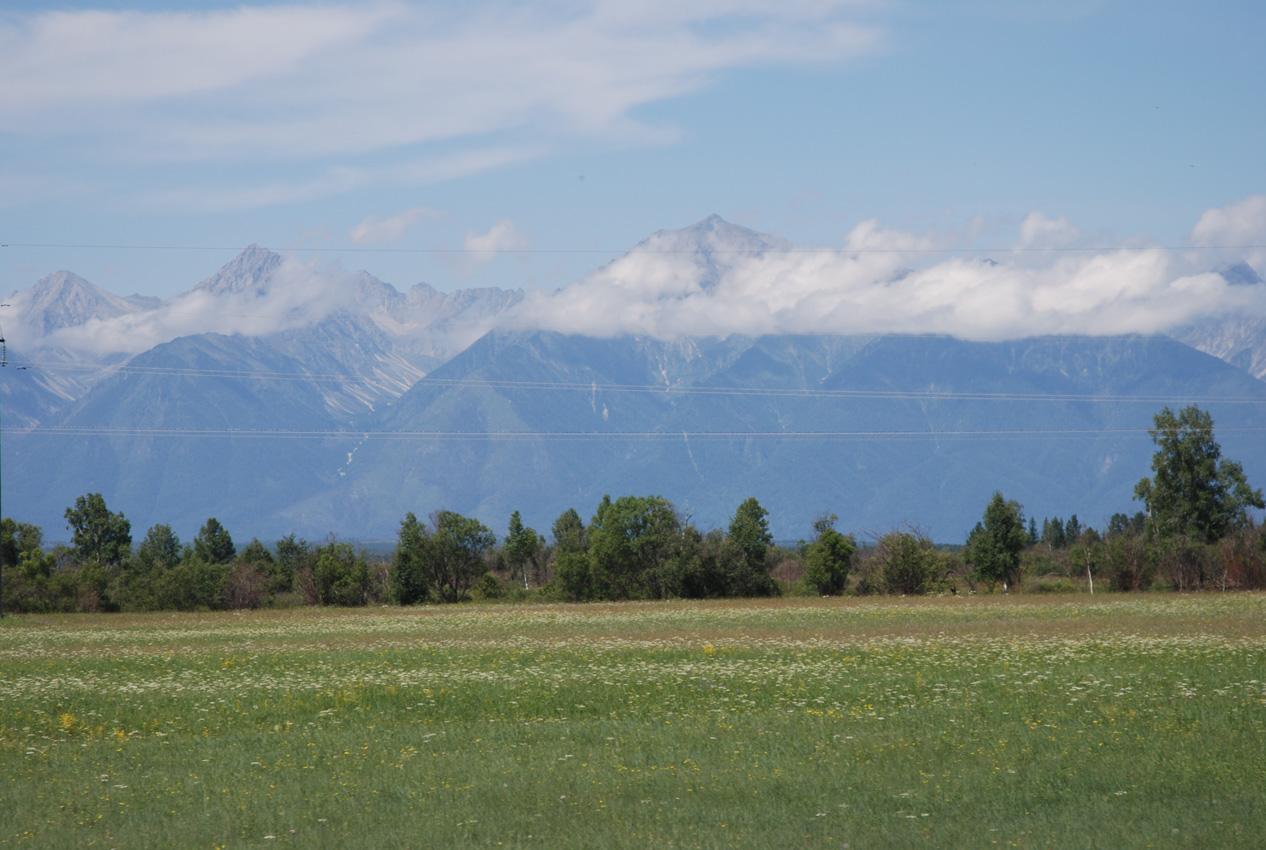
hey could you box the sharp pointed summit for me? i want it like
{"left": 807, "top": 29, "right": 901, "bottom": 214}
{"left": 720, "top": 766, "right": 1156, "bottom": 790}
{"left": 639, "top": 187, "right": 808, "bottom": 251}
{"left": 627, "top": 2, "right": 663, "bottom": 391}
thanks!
{"left": 13, "top": 270, "right": 147, "bottom": 334}
{"left": 1220, "top": 261, "right": 1263, "bottom": 287}
{"left": 626, "top": 215, "right": 792, "bottom": 292}
{"left": 192, "top": 244, "right": 284, "bottom": 296}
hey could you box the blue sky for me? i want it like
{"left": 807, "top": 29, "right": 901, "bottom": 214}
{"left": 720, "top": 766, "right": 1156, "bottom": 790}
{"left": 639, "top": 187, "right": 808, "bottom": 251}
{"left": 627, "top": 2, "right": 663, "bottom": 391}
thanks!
{"left": 2, "top": 0, "right": 1264, "bottom": 304}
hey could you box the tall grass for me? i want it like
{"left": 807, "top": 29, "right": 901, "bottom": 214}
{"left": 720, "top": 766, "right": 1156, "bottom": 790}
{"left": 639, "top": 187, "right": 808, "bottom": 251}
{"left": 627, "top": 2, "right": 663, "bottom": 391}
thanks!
{"left": 2, "top": 595, "right": 1264, "bottom": 848}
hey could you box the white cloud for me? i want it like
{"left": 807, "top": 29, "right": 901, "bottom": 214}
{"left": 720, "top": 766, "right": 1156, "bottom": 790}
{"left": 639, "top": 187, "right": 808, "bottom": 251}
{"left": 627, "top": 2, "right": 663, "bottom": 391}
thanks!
{"left": 1017, "top": 211, "right": 1081, "bottom": 249}
{"left": 1190, "top": 195, "right": 1266, "bottom": 271}
{"left": 511, "top": 203, "right": 1264, "bottom": 340}
{"left": 137, "top": 145, "right": 542, "bottom": 212}
{"left": 461, "top": 219, "right": 530, "bottom": 271}
{"left": 34, "top": 255, "right": 358, "bottom": 357}
{"left": 0, "top": 2, "right": 884, "bottom": 207}
{"left": 350, "top": 206, "right": 447, "bottom": 245}
{"left": 0, "top": 6, "right": 387, "bottom": 112}
{"left": 23, "top": 199, "right": 1263, "bottom": 357}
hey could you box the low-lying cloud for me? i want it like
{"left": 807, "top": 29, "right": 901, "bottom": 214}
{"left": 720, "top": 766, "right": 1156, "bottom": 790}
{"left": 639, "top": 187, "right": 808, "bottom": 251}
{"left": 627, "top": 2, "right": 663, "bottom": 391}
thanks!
{"left": 512, "top": 197, "right": 1266, "bottom": 341}
{"left": 15, "top": 197, "right": 1266, "bottom": 359}
{"left": 461, "top": 219, "right": 531, "bottom": 273}
{"left": 1190, "top": 195, "right": 1266, "bottom": 273}
{"left": 32, "top": 256, "right": 360, "bottom": 357}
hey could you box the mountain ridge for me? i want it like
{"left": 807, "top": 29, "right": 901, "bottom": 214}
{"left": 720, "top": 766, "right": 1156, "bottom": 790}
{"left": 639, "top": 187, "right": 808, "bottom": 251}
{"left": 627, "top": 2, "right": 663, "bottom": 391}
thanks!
{"left": 4, "top": 218, "right": 1266, "bottom": 543}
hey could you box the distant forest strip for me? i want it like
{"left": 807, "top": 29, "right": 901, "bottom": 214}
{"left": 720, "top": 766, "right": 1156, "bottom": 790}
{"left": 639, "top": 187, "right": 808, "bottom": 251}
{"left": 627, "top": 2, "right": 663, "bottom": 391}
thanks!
{"left": 4, "top": 404, "right": 1264, "bottom": 615}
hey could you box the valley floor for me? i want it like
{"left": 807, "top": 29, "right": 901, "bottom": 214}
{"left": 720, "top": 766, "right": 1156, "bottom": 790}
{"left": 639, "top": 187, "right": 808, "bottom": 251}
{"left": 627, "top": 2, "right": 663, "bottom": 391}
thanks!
{"left": 2, "top": 595, "right": 1264, "bottom": 848}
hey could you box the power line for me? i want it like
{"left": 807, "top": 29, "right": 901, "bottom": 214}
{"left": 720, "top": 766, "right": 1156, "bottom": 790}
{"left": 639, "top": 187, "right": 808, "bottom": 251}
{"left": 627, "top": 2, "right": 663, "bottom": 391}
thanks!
{"left": 3, "top": 241, "right": 1265, "bottom": 256}
{"left": 12, "top": 356, "right": 1266, "bottom": 405}
{"left": 11, "top": 425, "right": 1266, "bottom": 441}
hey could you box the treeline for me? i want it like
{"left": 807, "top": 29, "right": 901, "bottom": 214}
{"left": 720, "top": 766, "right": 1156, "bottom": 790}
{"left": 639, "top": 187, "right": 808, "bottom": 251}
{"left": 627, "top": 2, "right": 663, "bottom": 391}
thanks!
{"left": 3, "top": 405, "right": 1265, "bottom": 614}
{"left": 3, "top": 494, "right": 1264, "bottom": 616}
{"left": 0, "top": 497, "right": 387, "bottom": 614}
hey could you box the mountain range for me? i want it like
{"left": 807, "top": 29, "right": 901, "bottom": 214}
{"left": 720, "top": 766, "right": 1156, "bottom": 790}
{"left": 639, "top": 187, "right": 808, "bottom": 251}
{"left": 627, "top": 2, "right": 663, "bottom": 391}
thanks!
{"left": 4, "top": 217, "right": 1266, "bottom": 544}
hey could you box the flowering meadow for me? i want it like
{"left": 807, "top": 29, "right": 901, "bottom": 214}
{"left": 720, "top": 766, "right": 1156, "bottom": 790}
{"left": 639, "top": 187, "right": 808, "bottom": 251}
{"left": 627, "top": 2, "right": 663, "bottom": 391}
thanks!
{"left": 1, "top": 595, "right": 1264, "bottom": 848}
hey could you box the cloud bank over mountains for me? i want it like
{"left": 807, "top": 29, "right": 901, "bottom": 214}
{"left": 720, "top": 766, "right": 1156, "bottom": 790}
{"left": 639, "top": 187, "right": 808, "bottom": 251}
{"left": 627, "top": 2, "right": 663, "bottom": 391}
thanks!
{"left": 9, "top": 197, "right": 1265, "bottom": 358}
{"left": 517, "top": 197, "right": 1266, "bottom": 341}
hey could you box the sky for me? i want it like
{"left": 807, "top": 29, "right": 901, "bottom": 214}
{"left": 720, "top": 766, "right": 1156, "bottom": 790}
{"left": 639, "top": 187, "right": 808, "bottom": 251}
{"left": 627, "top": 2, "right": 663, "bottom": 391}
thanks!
{"left": 2, "top": 0, "right": 1265, "bottom": 340}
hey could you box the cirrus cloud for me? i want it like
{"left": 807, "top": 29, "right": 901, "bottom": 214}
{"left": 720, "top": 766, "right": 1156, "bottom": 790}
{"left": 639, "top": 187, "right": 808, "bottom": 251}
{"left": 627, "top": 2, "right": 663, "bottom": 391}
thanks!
{"left": 350, "top": 206, "right": 448, "bottom": 245}
{"left": 0, "top": 1, "right": 885, "bottom": 209}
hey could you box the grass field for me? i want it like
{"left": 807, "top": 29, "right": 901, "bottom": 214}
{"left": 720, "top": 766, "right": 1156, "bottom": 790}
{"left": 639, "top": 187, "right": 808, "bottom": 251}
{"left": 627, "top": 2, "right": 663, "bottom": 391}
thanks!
{"left": 2, "top": 595, "right": 1264, "bottom": 849}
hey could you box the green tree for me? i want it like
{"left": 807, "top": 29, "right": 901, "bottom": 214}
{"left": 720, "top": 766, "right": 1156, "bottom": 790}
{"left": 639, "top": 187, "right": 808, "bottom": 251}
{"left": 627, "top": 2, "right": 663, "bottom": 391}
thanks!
{"left": 0, "top": 522, "right": 68, "bottom": 614}
{"left": 117, "top": 524, "right": 183, "bottom": 611}
{"left": 0, "top": 518, "right": 17, "bottom": 571}
{"left": 724, "top": 498, "right": 777, "bottom": 597}
{"left": 311, "top": 539, "right": 371, "bottom": 606}
{"left": 135, "top": 524, "right": 182, "bottom": 571}
{"left": 587, "top": 495, "right": 681, "bottom": 600}
{"left": 392, "top": 512, "right": 430, "bottom": 605}
{"left": 551, "top": 508, "right": 587, "bottom": 555}
{"left": 553, "top": 551, "right": 593, "bottom": 601}
{"left": 965, "top": 492, "right": 1028, "bottom": 591}
{"left": 272, "top": 534, "right": 310, "bottom": 594}
{"left": 1134, "top": 405, "right": 1265, "bottom": 543}
{"left": 1065, "top": 515, "right": 1082, "bottom": 542}
{"left": 172, "top": 559, "right": 230, "bottom": 611}
{"left": 729, "top": 497, "right": 771, "bottom": 565}
{"left": 237, "top": 539, "right": 274, "bottom": 567}
{"left": 1108, "top": 511, "right": 1146, "bottom": 538}
{"left": 1042, "top": 517, "right": 1066, "bottom": 550}
{"left": 875, "top": 530, "right": 943, "bottom": 595}
{"left": 504, "top": 510, "right": 545, "bottom": 590}
{"left": 193, "top": 518, "right": 236, "bottom": 564}
{"left": 64, "top": 493, "right": 132, "bottom": 569}
{"left": 802, "top": 514, "right": 855, "bottom": 595}
{"left": 428, "top": 511, "right": 495, "bottom": 603}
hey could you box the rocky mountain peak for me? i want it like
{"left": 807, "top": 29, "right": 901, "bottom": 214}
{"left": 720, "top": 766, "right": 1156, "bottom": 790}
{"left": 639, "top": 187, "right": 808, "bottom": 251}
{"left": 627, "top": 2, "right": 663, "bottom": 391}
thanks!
{"left": 631, "top": 215, "right": 793, "bottom": 292}
{"left": 15, "top": 270, "right": 142, "bottom": 334}
{"left": 1220, "top": 261, "right": 1262, "bottom": 287}
{"left": 192, "top": 244, "right": 283, "bottom": 296}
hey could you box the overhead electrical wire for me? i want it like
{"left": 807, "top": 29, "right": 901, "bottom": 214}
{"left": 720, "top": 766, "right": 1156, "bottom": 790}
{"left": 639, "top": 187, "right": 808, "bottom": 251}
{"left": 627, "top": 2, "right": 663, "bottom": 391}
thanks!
{"left": 15, "top": 425, "right": 1266, "bottom": 442}
{"left": 10, "top": 356, "right": 1266, "bottom": 405}
{"left": 3, "top": 241, "right": 1265, "bottom": 255}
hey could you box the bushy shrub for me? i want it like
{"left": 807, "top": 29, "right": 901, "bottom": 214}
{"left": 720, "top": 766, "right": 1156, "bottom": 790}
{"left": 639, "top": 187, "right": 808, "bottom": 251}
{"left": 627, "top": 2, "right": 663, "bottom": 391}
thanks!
{"left": 470, "top": 572, "right": 505, "bottom": 601}
{"left": 1107, "top": 534, "right": 1157, "bottom": 592}
{"left": 802, "top": 516, "right": 854, "bottom": 595}
{"left": 1030, "top": 577, "right": 1078, "bottom": 594}
{"left": 224, "top": 562, "right": 270, "bottom": 609}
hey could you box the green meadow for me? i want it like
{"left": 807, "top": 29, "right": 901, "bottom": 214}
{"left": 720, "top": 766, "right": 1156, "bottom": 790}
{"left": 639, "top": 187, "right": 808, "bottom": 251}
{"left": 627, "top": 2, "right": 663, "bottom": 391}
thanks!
{"left": 2, "top": 595, "right": 1264, "bottom": 849}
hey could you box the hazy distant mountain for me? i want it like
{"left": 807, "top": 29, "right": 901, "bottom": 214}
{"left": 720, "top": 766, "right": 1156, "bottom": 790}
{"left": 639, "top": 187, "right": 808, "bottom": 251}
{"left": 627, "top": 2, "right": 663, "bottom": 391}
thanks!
{"left": 8, "top": 332, "right": 352, "bottom": 539}
{"left": 4, "top": 245, "right": 522, "bottom": 413}
{"left": 191, "top": 243, "right": 284, "bottom": 296}
{"left": 278, "top": 330, "right": 1266, "bottom": 543}
{"left": 5, "top": 220, "right": 1266, "bottom": 544}
{"left": 630, "top": 213, "right": 792, "bottom": 292}
{"left": 10, "top": 270, "right": 154, "bottom": 335}
{"left": 0, "top": 347, "right": 78, "bottom": 430}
